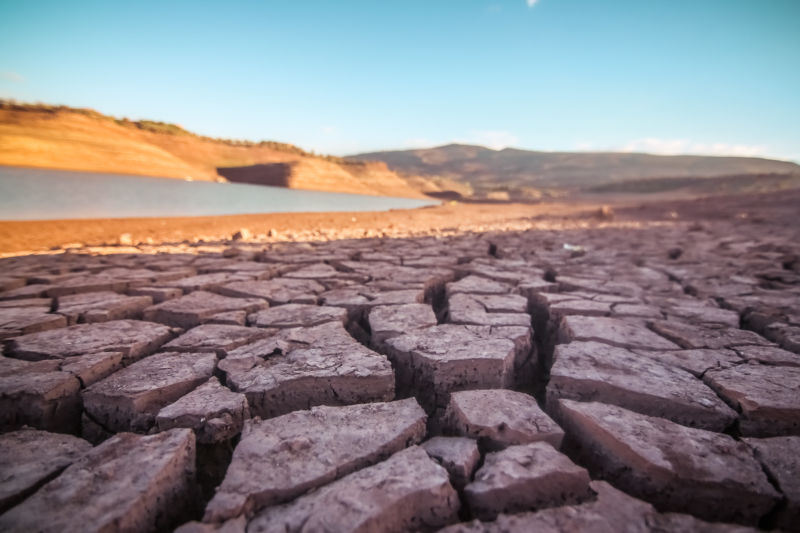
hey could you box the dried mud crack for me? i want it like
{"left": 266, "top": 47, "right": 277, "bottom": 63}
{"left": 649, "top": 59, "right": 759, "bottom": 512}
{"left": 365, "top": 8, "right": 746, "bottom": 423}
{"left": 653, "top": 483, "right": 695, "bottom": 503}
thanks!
{"left": 1, "top": 191, "right": 800, "bottom": 532}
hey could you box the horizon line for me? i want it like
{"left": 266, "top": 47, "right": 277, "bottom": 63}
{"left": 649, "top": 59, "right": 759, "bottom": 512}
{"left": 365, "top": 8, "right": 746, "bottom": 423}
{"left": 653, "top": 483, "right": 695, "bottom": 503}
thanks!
{"left": 3, "top": 98, "right": 797, "bottom": 165}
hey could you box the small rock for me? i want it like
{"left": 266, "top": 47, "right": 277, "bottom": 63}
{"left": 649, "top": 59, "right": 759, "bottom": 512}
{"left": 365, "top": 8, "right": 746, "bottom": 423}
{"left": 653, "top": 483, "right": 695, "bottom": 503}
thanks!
{"left": 595, "top": 205, "right": 615, "bottom": 220}
{"left": 248, "top": 303, "right": 346, "bottom": 329}
{"left": 0, "top": 306, "right": 66, "bottom": 340}
{"left": 464, "top": 442, "right": 592, "bottom": 520}
{"left": 368, "top": 303, "right": 437, "bottom": 347}
{"left": 163, "top": 324, "right": 270, "bottom": 357}
{"left": 558, "top": 315, "right": 680, "bottom": 351}
{"left": 0, "top": 363, "right": 82, "bottom": 433}
{"left": 446, "top": 275, "right": 511, "bottom": 298}
{"left": 548, "top": 341, "right": 737, "bottom": 431}
{"left": 232, "top": 228, "right": 252, "bottom": 241}
{"left": 221, "top": 321, "right": 394, "bottom": 418}
{"left": 447, "top": 293, "right": 531, "bottom": 327}
{"left": 440, "top": 480, "right": 756, "bottom": 532}
{"left": 745, "top": 436, "right": 800, "bottom": 530}
{"left": 422, "top": 436, "right": 481, "bottom": 490}
{"left": 54, "top": 291, "right": 152, "bottom": 325}
{"left": 59, "top": 351, "right": 124, "bottom": 387}
{"left": 247, "top": 446, "right": 460, "bottom": 533}
{"left": 0, "top": 429, "right": 196, "bottom": 533}
{"left": 216, "top": 278, "right": 324, "bottom": 305}
{"left": 556, "top": 399, "right": 779, "bottom": 525}
{"left": 203, "top": 398, "right": 427, "bottom": 521}
{"left": 649, "top": 321, "right": 773, "bottom": 350}
{"left": 5, "top": 319, "right": 172, "bottom": 363}
{"left": 704, "top": 364, "right": 800, "bottom": 437}
{"left": 143, "top": 291, "right": 266, "bottom": 328}
{"left": 0, "top": 429, "right": 92, "bottom": 513}
{"left": 384, "top": 325, "right": 519, "bottom": 411}
{"left": 128, "top": 286, "right": 183, "bottom": 303}
{"left": 166, "top": 273, "right": 256, "bottom": 294}
{"left": 156, "top": 377, "right": 250, "bottom": 443}
{"left": 82, "top": 351, "right": 216, "bottom": 434}
{"left": 668, "top": 247, "right": 683, "bottom": 259}
{"left": 443, "top": 389, "right": 564, "bottom": 451}
{"left": 734, "top": 344, "right": 800, "bottom": 367}
{"left": 632, "top": 347, "right": 742, "bottom": 377}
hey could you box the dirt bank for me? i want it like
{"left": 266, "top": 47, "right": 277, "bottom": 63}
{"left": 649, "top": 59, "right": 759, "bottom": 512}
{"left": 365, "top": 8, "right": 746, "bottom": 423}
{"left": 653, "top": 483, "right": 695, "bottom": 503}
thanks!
{"left": 0, "top": 202, "right": 608, "bottom": 256}
{"left": 0, "top": 104, "right": 441, "bottom": 198}
{"left": 4, "top": 188, "right": 797, "bottom": 257}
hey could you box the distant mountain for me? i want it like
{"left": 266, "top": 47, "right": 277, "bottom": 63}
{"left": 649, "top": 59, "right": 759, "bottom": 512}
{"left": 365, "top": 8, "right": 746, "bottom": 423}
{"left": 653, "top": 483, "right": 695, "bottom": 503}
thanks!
{"left": 349, "top": 144, "right": 800, "bottom": 199}
{"left": 0, "top": 101, "right": 445, "bottom": 199}
{"left": 7, "top": 102, "right": 797, "bottom": 202}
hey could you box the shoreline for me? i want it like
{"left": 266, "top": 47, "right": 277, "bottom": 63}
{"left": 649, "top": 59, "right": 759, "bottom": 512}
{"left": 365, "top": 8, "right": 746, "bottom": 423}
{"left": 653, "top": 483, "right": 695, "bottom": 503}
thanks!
{"left": 0, "top": 201, "right": 613, "bottom": 256}
{"left": 4, "top": 187, "right": 797, "bottom": 257}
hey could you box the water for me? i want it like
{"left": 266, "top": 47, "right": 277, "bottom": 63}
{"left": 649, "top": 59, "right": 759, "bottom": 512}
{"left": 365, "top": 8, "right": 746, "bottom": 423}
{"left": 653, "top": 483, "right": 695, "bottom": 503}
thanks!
{"left": 0, "top": 166, "right": 438, "bottom": 221}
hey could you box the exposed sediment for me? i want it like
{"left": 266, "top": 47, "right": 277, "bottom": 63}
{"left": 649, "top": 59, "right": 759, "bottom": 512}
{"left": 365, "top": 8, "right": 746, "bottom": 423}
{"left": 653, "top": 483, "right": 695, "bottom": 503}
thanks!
{"left": 1, "top": 191, "right": 799, "bottom": 531}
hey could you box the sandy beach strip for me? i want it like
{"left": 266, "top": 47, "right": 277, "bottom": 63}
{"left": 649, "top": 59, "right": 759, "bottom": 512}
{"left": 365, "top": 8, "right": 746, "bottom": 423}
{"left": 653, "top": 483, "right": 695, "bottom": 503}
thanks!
{"left": 0, "top": 202, "right": 612, "bottom": 256}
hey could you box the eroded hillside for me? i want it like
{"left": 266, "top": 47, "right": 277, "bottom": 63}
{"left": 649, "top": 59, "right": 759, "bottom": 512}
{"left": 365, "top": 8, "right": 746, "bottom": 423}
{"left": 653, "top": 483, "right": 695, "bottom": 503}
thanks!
{"left": 0, "top": 102, "right": 440, "bottom": 199}
{"left": 350, "top": 143, "right": 800, "bottom": 199}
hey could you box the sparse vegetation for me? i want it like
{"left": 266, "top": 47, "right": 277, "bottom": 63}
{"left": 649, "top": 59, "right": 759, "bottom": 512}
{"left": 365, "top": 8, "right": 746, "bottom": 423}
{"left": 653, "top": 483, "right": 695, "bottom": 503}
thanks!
{"left": 0, "top": 99, "right": 337, "bottom": 160}
{"left": 0, "top": 99, "right": 433, "bottom": 198}
{"left": 0, "top": 99, "right": 107, "bottom": 120}
{"left": 122, "top": 119, "right": 191, "bottom": 136}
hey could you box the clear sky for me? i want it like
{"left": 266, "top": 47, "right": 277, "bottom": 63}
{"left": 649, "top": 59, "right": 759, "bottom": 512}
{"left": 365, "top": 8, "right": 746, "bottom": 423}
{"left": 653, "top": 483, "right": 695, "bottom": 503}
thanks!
{"left": 1, "top": 0, "right": 798, "bottom": 161}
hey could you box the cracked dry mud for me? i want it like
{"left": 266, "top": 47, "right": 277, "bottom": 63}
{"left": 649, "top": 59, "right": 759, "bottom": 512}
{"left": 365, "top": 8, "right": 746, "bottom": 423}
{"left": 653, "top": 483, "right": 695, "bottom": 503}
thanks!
{"left": 1, "top": 193, "right": 800, "bottom": 532}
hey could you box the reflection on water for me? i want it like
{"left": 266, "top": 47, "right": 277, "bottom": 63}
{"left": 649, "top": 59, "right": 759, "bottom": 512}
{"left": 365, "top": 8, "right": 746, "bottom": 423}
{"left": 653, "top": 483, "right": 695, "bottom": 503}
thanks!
{"left": 0, "top": 166, "right": 437, "bottom": 221}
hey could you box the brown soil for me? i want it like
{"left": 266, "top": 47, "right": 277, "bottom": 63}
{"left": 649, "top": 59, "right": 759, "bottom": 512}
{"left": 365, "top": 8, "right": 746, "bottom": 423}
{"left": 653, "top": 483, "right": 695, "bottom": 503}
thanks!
{"left": 0, "top": 202, "right": 605, "bottom": 256}
{"left": 1, "top": 187, "right": 798, "bottom": 531}
{"left": 4, "top": 187, "right": 798, "bottom": 257}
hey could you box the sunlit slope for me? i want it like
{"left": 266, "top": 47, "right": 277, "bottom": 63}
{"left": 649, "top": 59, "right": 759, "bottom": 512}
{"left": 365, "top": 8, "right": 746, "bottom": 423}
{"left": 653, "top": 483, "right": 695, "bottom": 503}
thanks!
{"left": 350, "top": 144, "right": 800, "bottom": 197}
{"left": 0, "top": 108, "right": 204, "bottom": 179}
{"left": 0, "top": 104, "right": 434, "bottom": 198}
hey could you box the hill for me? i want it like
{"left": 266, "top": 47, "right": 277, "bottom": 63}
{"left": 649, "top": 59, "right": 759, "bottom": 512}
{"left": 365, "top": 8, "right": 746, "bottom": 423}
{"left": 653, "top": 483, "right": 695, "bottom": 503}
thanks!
{"left": 349, "top": 144, "right": 800, "bottom": 199}
{"left": 0, "top": 102, "right": 442, "bottom": 199}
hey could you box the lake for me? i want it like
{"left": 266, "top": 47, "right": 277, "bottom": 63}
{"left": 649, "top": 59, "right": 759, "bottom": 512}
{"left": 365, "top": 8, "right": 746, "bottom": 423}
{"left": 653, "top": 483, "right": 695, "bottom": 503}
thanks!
{"left": 0, "top": 166, "right": 438, "bottom": 221}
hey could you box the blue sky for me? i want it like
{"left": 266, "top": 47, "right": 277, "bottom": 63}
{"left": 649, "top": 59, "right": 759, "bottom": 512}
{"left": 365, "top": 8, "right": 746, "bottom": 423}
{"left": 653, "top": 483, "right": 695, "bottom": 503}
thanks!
{"left": 1, "top": 0, "right": 798, "bottom": 161}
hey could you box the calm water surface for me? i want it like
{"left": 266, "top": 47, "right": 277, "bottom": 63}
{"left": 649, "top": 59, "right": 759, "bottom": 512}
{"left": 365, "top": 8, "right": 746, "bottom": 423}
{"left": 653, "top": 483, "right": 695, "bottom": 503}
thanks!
{"left": 0, "top": 166, "right": 437, "bottom": 221}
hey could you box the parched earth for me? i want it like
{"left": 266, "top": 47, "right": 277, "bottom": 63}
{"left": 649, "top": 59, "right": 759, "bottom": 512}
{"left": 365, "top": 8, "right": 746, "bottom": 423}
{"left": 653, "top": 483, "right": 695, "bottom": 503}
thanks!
{"left": 1, "top": 192, "right": 799, "bottom": 532}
